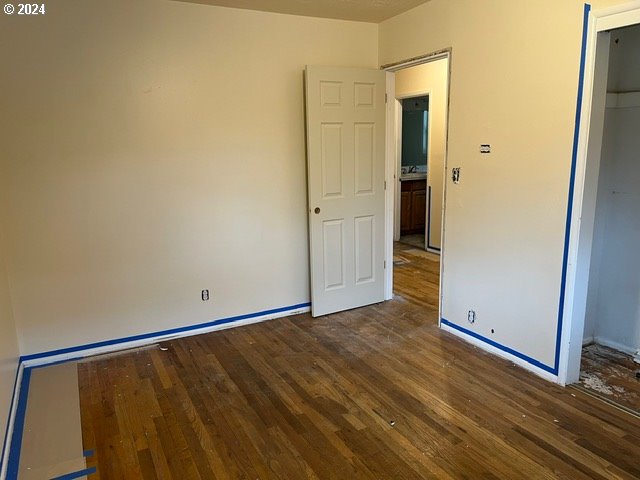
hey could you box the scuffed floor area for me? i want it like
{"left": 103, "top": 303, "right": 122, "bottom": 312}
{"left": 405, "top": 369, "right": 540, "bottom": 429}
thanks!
{"left": 398, "top": 233, "right": 425, "bottom": 249}
{"left": 579, "top": 343, "right": 640, "bottom": 415}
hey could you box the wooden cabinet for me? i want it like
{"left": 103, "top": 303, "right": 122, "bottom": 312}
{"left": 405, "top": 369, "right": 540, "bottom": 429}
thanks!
{"left": 400, "top": 179, "right": 427, "bottom": 235}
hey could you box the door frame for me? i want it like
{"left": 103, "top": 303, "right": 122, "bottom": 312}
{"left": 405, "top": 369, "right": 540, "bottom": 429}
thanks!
{"left": 561, "top": 1, "right": 640, "bottom": 385}
{"left": 393, "top": 91, "right": 433, "bottom": 248}
{"left": 382, "top": 50, "right": 451, "bottom": 310}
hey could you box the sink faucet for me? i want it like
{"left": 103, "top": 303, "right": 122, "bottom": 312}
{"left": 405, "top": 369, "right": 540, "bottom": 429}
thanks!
{"left": 408, "top": 165, "right": 417, "bottom": 173}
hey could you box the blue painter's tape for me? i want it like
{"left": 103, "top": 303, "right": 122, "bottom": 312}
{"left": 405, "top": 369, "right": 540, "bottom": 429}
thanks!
{"left": 6, "top": 367, "right": 32, "bottom": 480}
{"left": 20, "top": 302, "right": 311, "bottom": 363}
{"left": 441, "top": 318, "right": 556, "bottom": 374}
{"left": 83, "top": 449, "right": 94, "bottom": 458}
{"left": 554, "top": 2, "right": 591, "bottom": 374}
{"left": 0, "top": 365, "right": 21, "bottom": 471}
{"left": 50, "top": 466, "right": 97, "bottom": 480}
{"left": 2, "top": 303, "right": 308, "bottom": 476}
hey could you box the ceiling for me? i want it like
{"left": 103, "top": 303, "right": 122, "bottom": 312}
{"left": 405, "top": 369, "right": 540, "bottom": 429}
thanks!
{"left": 172, "top": 0, "right": 430, "bottom": 23}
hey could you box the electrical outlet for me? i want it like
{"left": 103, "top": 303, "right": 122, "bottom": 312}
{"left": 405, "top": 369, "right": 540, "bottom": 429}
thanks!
{"left": 202, "top": 289, "right": 210, "bottom": 301}
{"left": 467, "top": 310, "right": 476, "bottom": 324}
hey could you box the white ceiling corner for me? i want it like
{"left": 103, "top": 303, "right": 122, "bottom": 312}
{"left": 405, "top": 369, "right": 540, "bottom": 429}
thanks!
{"left": 171, "top": 0, "right": 430, "bottom": 23}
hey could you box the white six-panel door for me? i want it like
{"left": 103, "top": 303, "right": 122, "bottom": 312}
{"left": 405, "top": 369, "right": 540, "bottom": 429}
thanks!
{"left": 305, "top": 65, "right": 386, "bottom": 317}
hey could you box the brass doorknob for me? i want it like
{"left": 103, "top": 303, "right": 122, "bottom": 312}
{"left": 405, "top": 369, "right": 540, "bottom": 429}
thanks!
{"left": 314, "top": 207, "right": 321, "bottom": 214}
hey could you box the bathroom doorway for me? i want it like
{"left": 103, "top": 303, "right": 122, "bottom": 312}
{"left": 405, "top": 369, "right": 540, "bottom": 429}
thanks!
{"left": 398, "top": 95, "right": 429, "bottom": 249}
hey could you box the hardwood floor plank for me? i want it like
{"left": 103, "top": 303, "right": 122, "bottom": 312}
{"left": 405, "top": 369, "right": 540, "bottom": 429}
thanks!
{"left": 78, "top": 243, "right": 640, "bottom": 479}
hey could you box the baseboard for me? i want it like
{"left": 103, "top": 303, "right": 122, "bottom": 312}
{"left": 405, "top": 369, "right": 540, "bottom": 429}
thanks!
{"left": 582, "top": 336, "right": 594, "bottom": 346}
{"left": 1, "top": 302, "right": 311, "bottom": 479}
{"left": 440, "top": 320, "right": 559, "bottom": 384}
{"left": 21, "top": 302, "right": 311, "bottom": 368}
{"left": 592, "top": 336, "right": 638, "bottom": 356}
{"left": 0, "top": 364, "right": 24, "bottom": 480}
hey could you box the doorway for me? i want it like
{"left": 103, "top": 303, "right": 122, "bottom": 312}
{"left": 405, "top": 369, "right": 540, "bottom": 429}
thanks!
{"left": 578, "top": 23, "right": 640, "bottom": 413}
{"left": 398, "top": 95, "right": 429, "bottom": 249}
{"left": 564, "top": 4, "right": 640, "bottom": 407}
{"left": 383, "top": 54, "right": 450, "bottom": 313}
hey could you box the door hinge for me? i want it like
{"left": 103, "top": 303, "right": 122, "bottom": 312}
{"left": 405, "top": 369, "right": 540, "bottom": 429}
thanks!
{"left": 384, "top": 180, "right": 387, "bottom": 190}
{"left": 384, "top": 260, "right": 387, "bottom": 269}
{"left": 385, "top": 93, "right": 388, "bottom": 104}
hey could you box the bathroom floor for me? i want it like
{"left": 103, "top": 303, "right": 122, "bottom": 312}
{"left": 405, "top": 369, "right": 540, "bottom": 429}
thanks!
{"left": 398, "top": 233, "right": 425, "bottom": 249}
{"left": 577, "top": 343, "right": 640, "bottom": 415}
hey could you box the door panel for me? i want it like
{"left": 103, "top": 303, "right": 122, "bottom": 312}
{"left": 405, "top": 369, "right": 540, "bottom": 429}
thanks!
{"left": 412, "top": 189, "right": 426, "bottom": 231}
{"left": 306, "top": 66, "right": 386, "bottom": 317}
{"left": 322, "top": 219, "right": 345, "bottom": 290}
{"left": 354, "top": 123, "right": 375, "bottom": 196}
{"left": 354, "top": 215, "right": 375, "bottom": 285}
{"left": 321, "top": 124, "right": 344, "bottom": 198}
{"left": 400, "top": 191, "right": 411, "bottom": 234}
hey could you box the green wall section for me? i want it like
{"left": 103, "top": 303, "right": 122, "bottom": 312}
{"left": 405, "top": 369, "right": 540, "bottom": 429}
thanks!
{"left": 401, "top": 96, "right": 429, "bottom": 168}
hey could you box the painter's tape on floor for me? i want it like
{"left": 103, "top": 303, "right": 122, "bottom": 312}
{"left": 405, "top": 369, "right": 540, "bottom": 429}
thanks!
{"left": 50, "top": 466, "right": 96, "bottom": 480}
{"left": 18, "top": 362, "right": 88, "bottom": 479}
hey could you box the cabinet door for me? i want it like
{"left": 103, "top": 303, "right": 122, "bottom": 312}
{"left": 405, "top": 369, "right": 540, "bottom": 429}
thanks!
{"left": 400, "top": 191, "right": 412, "bottom": 234}
{"left": 411, "top": 189, "right": 426, "bottom": 231}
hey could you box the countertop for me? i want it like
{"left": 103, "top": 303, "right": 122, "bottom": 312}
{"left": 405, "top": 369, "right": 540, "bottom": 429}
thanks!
{"left": 399, "top": 173, "right": 427, "bottom": 181}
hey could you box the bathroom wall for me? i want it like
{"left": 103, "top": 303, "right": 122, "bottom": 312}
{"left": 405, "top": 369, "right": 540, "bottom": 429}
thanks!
{"left": 401, "top": 97, "right": 429, "bottom": 168}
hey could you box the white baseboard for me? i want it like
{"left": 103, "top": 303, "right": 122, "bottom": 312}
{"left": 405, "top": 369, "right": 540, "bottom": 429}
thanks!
{"left": 582, "top": 336, "right": 594, "bottom": 346}
{"left": 592, "top": 336, "right": 638, "bottom": 356}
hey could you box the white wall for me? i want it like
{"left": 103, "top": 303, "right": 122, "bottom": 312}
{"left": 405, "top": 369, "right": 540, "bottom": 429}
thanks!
{"left": 584, "top": 24, "right": 640, "bottom": 355}
{"left": 0, "top": 0, "right": 378, "bottom": 355}
{"left": 379, "top": 0, "right": 631, "bottom": 377}
{"left": 607, "top": 24, "right": 640, "bottom": 93}
{"left": 395, "top": 60, "right": 448, "bottom": 250}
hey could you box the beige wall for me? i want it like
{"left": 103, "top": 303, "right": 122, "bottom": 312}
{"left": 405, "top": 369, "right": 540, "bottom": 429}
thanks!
{"left": 381, "top": 0, "right": 591, "bottom": 372}
{"left": 395, "top": 60, "right": 448, "bottom": 250}
{"left": 0, "top": 0, "right": 378, "bottom": 355}
{"left": 0, "top": 174, "right": 19, "bottom": 457}
{"left": 0, "top": 0, "right": 632, "bottom": 374}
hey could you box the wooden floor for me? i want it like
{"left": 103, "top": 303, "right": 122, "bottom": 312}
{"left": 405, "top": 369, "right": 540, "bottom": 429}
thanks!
{"left": 78, "top": 244, "right": 640, "bottom": 479}
{"left": 393, "top": 242, "right": 439, "bottom": 310}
